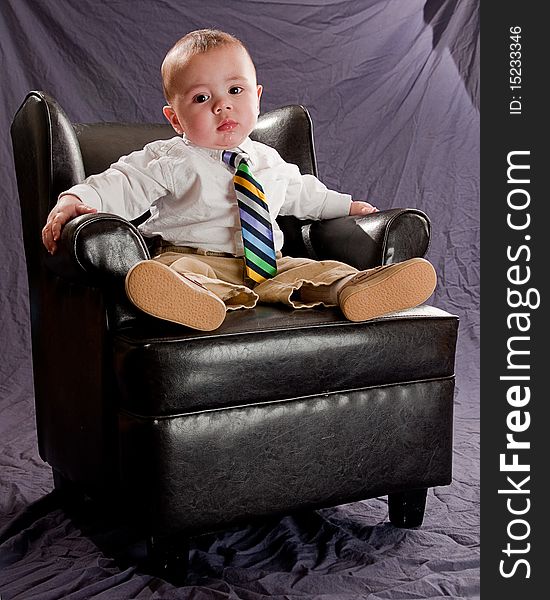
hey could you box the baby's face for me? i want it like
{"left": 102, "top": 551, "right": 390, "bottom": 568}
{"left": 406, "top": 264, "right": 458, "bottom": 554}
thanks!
{"left": 163, "top": 45, "right": 262, "bottom": 150}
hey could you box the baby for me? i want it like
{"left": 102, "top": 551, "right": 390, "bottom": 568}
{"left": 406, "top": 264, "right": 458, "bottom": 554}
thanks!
{"left": 42, "top": 29, "right": 436, "bottom": 331}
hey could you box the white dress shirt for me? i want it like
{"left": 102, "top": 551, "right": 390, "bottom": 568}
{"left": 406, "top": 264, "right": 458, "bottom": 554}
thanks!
{"left": 62, "top": 135, "right": 352, "bottom": 255}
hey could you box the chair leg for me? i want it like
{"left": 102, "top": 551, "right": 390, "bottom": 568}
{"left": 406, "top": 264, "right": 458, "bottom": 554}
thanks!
{"left": 388, "top": 488, "right": 427, "bottom": 528}
{"left": 146, "top": 534, "right": 189, "bottom": 584}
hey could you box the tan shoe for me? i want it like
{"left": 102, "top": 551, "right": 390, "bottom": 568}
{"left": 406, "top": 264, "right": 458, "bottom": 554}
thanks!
{"left": 125, "top": 260, "right": 226, "bottom": 331}
{"left": 338, "top": 257, "right": 437, "bottom": 322}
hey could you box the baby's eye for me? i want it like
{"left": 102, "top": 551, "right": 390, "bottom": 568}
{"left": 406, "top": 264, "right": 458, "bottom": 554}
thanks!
{"left": 193, "top": 94, "right": 210, "bottom": 103}
{"left": 229, "top": 86, "right": 243, "bottom": 95}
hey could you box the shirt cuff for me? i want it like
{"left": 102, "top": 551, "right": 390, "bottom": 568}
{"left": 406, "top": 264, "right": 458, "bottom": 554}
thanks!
{"left": 59, "top": 184, "right": 103, "bottom": 211}
{"left": 321, "top": 190, "right": 352, "bottom": 219}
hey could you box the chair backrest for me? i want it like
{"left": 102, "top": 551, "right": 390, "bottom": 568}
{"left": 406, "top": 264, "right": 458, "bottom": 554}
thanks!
{"left": 11, "top": 91, "right": 318, "bottom": 277}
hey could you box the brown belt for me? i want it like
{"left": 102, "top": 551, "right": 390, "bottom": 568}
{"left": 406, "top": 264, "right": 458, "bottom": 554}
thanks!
{"left": 156, "top": 242, "right": 236, "bottom": 258}
{"left": 151, "top": 238, "right": 282, "bottom": 260}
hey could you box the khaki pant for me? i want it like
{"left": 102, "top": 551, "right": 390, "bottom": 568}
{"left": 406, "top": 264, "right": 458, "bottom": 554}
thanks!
{"left": 153, "top": 250, "right": 358, "bottom": 311}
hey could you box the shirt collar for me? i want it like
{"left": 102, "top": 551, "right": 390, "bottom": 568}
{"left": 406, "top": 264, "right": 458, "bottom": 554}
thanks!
{"left": 181, "top": 134, "right": 255, "bottom": 167}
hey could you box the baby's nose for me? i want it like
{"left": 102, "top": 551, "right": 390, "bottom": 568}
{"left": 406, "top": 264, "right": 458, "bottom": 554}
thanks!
{"left": 213, "top": 98, "right": 233, "bottom": 113}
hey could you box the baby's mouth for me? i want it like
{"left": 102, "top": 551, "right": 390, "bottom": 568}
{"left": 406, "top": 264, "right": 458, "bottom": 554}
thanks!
{"left": 217, "top": 119, "right": 238, "bottom": 132}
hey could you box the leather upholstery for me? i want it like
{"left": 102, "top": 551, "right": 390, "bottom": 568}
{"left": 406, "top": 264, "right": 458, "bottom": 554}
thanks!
{"left": 114, "top": 305, "right": 456, "bottom": 416}
{"left": 309, "top": 208, "right": 431, "bottom": 268}
{"left": 11, "top": 90, "right": 458, "bottom": 540}
{"left": 120, "top": 378, "right": 454, "bottom": 536}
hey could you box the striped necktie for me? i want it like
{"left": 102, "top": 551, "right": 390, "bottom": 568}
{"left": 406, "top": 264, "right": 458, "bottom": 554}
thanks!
{"left": 222, "top": 150, "right": 278, "bottom": 285}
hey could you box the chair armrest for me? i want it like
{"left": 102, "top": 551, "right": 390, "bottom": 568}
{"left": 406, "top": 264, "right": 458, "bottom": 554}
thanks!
{"left": 44, "top": 208, "right": 429, "bottom": 281}
{"left": 305, "top": 208, "right": 431, "bottom": 269}
{"left": 45, "top": 213, "right": 149, "bottom": 283}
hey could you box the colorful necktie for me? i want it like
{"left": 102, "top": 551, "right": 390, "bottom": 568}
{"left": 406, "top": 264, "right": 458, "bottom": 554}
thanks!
{"left": 222, "top": 150, "right": 278, "bottom": 285}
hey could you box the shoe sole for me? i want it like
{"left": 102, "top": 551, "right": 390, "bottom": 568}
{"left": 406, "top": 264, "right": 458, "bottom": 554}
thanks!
{"left": 125, "top": 261, "right": 226, "bottom": 331}
{"left": 339, "top": 258, "right": 437, "bottom": 322}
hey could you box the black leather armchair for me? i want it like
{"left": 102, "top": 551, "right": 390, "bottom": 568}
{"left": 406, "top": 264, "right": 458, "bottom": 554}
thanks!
{"left": 11, "top": 91, "right": 458, "bottom": 578}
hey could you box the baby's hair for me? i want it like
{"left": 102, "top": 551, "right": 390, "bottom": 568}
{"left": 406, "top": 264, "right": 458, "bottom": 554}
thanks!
{"left": 161, "top": 29, "right": 253, "bottom": 102}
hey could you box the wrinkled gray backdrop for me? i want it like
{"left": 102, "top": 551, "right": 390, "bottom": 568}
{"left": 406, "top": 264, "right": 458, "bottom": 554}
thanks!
{"left": 0, "top": 1, "right": 479, "bottom": 598}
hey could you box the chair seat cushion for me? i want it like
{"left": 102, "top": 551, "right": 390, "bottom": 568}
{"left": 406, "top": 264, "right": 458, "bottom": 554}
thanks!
{"left": 113, "top": 304, "right": 458, "bottom": 417}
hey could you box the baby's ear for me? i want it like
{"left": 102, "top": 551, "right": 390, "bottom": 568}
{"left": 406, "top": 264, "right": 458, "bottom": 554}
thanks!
{"left": 256, "top": 85, "right": 263, "bottom": 114}
{"left": 163, "top": 105, "right": 183, "bottom": 134}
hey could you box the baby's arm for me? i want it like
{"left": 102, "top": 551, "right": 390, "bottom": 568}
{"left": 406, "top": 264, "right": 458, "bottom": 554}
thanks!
{"left": 41, "top": 142, "right": 171, "bottom": 255}
{"left": 42, "top": 194, "right": 97, "bottom": 255}
{"left": 349, "top": 201, "right": 378, "bottom": 216}
{"left": 262, "top": 144, "right": 379, "bottom": 220}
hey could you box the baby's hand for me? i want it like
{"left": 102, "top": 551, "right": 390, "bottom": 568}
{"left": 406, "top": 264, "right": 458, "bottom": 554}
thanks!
{"left": 42, "top": 194, "right": 97, "bottom": 254}
{"left": 349, "top": 200, "right": 379, "bottom": 216}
